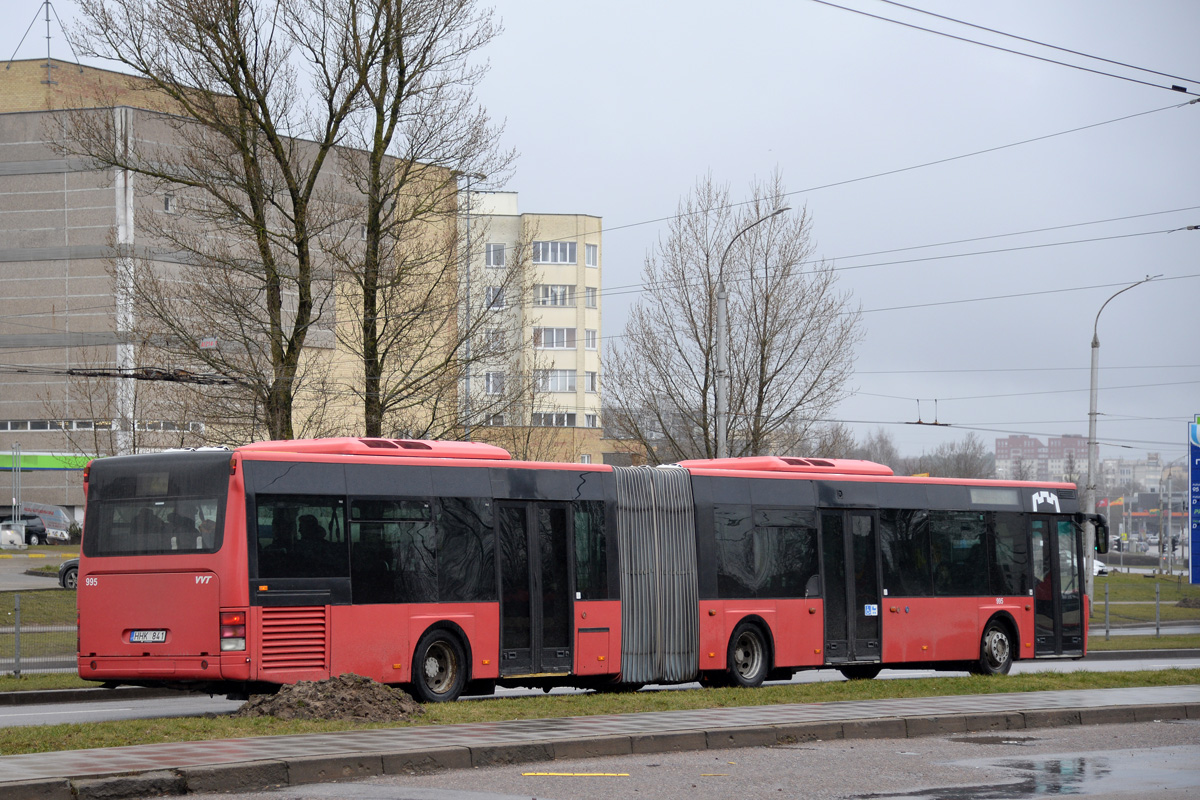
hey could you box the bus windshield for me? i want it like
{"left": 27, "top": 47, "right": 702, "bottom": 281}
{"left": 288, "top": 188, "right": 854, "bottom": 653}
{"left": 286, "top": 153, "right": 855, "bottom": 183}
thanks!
{"left": 83, "top": 451, "right": 229, "bottom": 557}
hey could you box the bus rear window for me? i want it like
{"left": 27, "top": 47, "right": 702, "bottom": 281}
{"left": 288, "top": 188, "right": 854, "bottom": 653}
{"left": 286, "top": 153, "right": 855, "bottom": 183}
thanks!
{"left": 83, "top": 452, "right": 229, "bottom": 557}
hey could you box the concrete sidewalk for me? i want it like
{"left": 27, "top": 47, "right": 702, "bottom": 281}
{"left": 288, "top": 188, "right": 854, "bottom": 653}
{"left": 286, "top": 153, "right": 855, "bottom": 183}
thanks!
{"left": 3, "top": 684, "right": 1199, "bottom": 800}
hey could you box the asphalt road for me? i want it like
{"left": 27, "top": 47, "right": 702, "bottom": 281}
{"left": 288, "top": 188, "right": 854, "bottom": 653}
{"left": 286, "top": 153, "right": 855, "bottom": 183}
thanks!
{"left": 0, "top": 549, "right": 75, "bottom": 591}
{"left": 3, "top": 654, "right": 1198, "bottom": 728}
{"left": 149, "top": 720, "right": 1200, "bottom": 800}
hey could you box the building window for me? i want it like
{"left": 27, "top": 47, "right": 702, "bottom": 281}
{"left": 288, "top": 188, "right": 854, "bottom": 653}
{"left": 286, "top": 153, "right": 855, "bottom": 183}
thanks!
{"left": 580, "top": 454, "right": 592, "bottom": 464}
{"left": 164, "top": 195, "right": 177, "bottom": 214}
{"left": 485, "top": 287, "right": 505, "bottom": 309}
{"left": 532, "top": 241, "right": 576, "bottom": 264}
{"left": 585, "top": 414, "right": 599, "bottom": 428}
{"left": 486, "top": 243, "right": 505, "bottom": 268}
{"left": 533, "top": 327, "right": 576, "bottom": 349}
{"left": 485, "top": 372, "right": 505, "bottom": 395}
{"left": 536, "top": 369, "right": 576, "bottom": 393}
{"left": 483, "top": 328, "right": 505, "bottom": 352}
{"left": 585, "top": 371, "right": 598, "bottom": 393}
{"left": 537, "top": 285, "right": 576, "bottom": 306}
{"left": 531, "top": 412, "right": 576, "bottom": 427}
{"left": 486, "top": 414, "right": 505, "bottom": 426}
{"left": 586, "top": 243, "right": 598, "bottom": 268}
{"left": 585, "top": 329, "right": 598, "bottom": 350}
{"left": 585, "top": 287, "right": 598, "bottom": 308}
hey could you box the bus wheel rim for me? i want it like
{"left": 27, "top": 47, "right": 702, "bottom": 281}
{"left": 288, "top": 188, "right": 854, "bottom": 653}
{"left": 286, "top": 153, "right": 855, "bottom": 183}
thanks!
{"left": 423, "top": 642, "right": 457, "bottom": 693}
{"left": 733, "top": 632, "right": 762, "bottom": 677}
{"left": 984, "top": 629, "right": 1009, "bottom": 668}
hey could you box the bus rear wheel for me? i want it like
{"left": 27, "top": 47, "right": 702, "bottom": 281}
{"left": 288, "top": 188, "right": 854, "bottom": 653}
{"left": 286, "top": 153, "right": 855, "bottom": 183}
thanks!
{"left": 839, "top": 664, "right": 882, "bottom": 681}
{"left": 411, "top": 629, "right": 467, "bottom": 703}
{"left": 973, "top": 620, "right": 1014, "bottom": 676}
{"left": 727, "top": 622, "right": 769, "bottom": 688}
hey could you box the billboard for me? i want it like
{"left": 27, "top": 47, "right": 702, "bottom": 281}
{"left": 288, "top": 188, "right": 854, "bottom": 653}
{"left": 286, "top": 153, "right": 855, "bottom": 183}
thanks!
{"left": 1191, "top": 418, "right": 1199, "bottom": 585}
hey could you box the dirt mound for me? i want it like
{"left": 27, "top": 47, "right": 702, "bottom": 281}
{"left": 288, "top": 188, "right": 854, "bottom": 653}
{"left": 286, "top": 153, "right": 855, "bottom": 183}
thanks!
{"left": 1177, "top": 597, "right": 1200, "bottom": 609}
{"left": 232, "top": 673, "right": 424, "bottom": 722}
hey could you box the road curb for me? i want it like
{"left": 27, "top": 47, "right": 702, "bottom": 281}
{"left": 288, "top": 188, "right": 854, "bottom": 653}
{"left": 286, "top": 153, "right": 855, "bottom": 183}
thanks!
{"left": 1083, "top": 648, "right": 1200, "bottom": 661}
{"left": 14, "top": 701, "right": 1195, "bottom": 800}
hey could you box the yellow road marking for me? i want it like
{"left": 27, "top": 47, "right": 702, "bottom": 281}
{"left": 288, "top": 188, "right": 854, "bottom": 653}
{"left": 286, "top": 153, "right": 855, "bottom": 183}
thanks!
{"left": 522, "top": 772, "right": 629, "bottom": 777}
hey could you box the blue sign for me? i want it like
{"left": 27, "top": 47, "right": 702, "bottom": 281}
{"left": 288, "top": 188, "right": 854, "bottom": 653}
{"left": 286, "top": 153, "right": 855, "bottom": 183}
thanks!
{"left": 1191, "top": 421, "right": 1200, "bottom": 585}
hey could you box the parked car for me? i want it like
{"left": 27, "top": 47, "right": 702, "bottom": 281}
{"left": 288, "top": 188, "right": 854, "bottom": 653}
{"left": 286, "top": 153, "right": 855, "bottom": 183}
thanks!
{"left": 58, "top": 557, "right": 79, "bottom": 590}
{"left": 0, "top": 514, "right": 48, "bottom": 545}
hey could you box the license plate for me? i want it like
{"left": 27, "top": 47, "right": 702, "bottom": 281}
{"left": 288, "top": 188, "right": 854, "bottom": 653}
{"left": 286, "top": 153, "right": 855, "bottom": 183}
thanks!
{"left": 129, "top": 630, "right": 166, "bottom": 643}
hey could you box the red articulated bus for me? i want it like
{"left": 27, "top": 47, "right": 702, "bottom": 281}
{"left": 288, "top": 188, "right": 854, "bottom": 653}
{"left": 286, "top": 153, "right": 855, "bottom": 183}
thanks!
{"left": 76, "top": 438, "right": 1107, "bottom": 701}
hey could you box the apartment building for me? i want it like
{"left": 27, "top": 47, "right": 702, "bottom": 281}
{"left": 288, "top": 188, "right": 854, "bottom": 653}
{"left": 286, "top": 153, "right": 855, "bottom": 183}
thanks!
{"left": 994, "top": 434, "right": 1087, "bottom": 482}
{"left": 466, "top": 192, "right": 603, "bottom": 463}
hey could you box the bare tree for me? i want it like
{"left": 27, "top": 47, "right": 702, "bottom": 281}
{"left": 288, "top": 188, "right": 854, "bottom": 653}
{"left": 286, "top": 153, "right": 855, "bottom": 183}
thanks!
{"left": 40, "top": 343, "right": 210, "bottom": 456}
{"left": 60, "top": 0, "right": 373, "bottom": 440}
{"left": 899, "top": 433, "right": 994, "bottom": 479}
{"left": 853, "top": 427, "right": 902, "bottom": 469}
{"left": 330, "top": 0, "right": 519, "bottom": 437}
{"left": 605, "top": 173, "right": 861, "bottom": 464}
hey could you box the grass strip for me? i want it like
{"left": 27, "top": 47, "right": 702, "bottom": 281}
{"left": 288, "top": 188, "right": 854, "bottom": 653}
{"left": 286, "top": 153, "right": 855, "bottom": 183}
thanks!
{"left": 0, "top": 668, "right": 1195, "bottom": 755}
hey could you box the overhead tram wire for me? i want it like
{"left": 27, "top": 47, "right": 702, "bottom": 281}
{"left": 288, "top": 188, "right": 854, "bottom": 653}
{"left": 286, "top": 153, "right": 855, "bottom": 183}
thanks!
{"left": 514, "top": 101, "right": 1190, "bottom": 250}
{"left": 807, "top": 0, "right": 1199, "bottom": 97}
{"left": 596, "top": 205, "right": 1200, "bottom": 300}
{"left": 873, "top": 0, "right": 1200, "bottom": 87}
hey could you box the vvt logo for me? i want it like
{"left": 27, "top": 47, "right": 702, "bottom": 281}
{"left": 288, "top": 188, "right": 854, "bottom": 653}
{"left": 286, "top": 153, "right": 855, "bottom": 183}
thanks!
{"left": 195, "top": 575, "right": 213, "bottom": 585}
{"left": 1031, "top": 491, "right": 1061, "bottom": 512}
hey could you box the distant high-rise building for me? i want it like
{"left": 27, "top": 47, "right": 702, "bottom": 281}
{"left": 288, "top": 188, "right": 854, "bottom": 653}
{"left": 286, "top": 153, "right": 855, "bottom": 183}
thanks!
{"left": 994, "top": 434, "right": 1086, "bottom": 482}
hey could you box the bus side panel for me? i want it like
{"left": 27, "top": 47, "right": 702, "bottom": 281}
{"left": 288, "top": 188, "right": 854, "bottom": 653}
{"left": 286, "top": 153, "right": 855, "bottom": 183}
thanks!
{"left": 327, "top": 604, "right": 412, "bottom": 684}
{"left": 772, "top": 598, "right": 824, "bottom": 668}
{"left": 408, "top": 604, "right": 500, "bottom": 681}
{"left": 574, "top": 600, "right": 621, "bottom": 676}
{"left": 881, "top": 597, "right": 979, "bottom": 662}
{"left": 699, "top": 599, "right": 823, "bottom": 671}
{"left": 976, "top": 601, "right": 1032, "bottom": 661}
{"left": 881, "top": 597, "right": 938, "bottom": 663}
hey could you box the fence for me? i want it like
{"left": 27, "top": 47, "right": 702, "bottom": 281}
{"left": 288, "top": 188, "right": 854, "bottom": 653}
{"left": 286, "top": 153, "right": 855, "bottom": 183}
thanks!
{"left": 1, "top": 592, "right": 77, "bottom": 675}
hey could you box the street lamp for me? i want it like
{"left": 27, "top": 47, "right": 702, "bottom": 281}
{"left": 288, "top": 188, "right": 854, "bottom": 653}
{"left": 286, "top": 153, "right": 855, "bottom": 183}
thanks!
{"left": 1084, "top": 274, "right": 1158, "bottom": 593}
{"left": 715, "top": 206, "right": 789, "bottom": 459}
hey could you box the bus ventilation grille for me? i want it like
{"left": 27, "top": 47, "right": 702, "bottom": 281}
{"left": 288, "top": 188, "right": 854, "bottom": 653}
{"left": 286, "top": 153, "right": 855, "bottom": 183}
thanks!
{"left": 260, "top": 607, "right": 329, "bottom": 672}
{"left": 1058, "top": 488, "right": 1077, "bottom": 499}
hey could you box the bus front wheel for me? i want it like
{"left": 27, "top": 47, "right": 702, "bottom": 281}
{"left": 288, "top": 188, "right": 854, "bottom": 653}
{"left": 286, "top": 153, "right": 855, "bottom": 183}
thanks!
{"left": 973, "top": 620, "right": 1014, "bottom": 676}
{"left": 411, "top": 629, "right": 467, "bottom": 703}
{"left": 727, "top": 622, "right": 769, "bottom": 688}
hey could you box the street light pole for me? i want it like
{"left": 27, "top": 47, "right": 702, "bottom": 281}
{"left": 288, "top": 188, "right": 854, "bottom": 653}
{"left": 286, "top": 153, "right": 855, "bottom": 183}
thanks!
{"left": 716, "top": 206, "right": 789, "bottom": 459}
{"left": 1085, "top": 274, "right": 1158, "bottom": 594}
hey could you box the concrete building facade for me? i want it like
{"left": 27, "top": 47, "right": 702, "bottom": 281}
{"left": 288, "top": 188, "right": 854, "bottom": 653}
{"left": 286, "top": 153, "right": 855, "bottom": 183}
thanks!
{"left": 466, "top": 192, "right": 603, "bottom": 463}
{"left": 994, "top": 434, "right": 1086, "bottom": 482}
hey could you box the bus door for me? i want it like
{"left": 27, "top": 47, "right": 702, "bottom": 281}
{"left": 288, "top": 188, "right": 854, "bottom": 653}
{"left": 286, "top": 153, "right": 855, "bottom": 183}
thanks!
{"left": 497, "top": 501, "right": 573, "bottom": 676}
{"left": 820, "top": 510, "right": 882, "bottom": 664}
{"left": 1031, "top": 516, "right": 1084, "bottom": 656}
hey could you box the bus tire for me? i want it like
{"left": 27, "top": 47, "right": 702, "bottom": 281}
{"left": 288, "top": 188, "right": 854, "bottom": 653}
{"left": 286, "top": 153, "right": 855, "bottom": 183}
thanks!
{"left": 974, "top": 619, "right": 1014, "bottom": 676}
{"left": 839, "top": 664, "right": 882, "bottom": 681}
{"left": 727, "top": 622, "right": 770, "bottom": 688}
{"left": 411, "top": 629, "right": 467, "bottom": 703}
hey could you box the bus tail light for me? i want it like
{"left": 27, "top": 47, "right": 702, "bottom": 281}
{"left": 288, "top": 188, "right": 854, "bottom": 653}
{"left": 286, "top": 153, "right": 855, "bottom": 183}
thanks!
{"left": 220, "top": 611, "right": 246, "bottom": 651}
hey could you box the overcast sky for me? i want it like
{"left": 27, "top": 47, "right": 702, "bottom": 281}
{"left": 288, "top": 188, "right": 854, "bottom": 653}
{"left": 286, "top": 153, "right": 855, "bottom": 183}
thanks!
{"left": 7, "top": 0, "right": 1197, "bottom": 468}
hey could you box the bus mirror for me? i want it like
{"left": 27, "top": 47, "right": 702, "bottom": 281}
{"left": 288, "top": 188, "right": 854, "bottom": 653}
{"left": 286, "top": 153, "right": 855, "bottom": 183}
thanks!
{"left": 1076, "top": 512, "right": 1109, "bottom": 554}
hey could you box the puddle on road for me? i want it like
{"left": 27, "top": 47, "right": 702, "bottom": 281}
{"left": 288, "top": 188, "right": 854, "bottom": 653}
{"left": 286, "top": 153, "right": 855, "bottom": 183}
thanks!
{"left": 948, "top": 736, "right": 1040, "bottom": 747}
{"left": 858, "top": 757, "right": 1108, "bottom": 799}
{"left": 856, "top": 745, "right": 1200, "bottom": 799}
